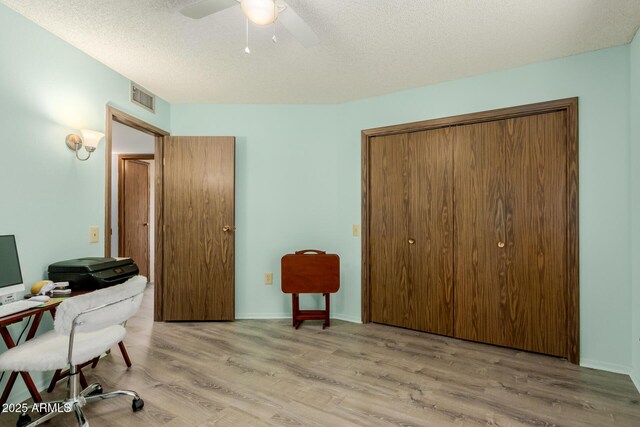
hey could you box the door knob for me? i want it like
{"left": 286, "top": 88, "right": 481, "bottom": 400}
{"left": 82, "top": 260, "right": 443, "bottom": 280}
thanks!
{"left": 223, "top": 225, "right": 236, "bottom": 232}
{"left": 497, "top": 241, "right": 505, "bottom": 248}
{"left": 408, "top": 239, "right": 415, "bottom": 245}
{"left": 142, "top": 223, "right": 148, "bottom": 227}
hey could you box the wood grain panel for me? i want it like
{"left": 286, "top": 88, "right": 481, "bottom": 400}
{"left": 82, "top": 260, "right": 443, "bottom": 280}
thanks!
{"left": 163, "top": 136, "right": 235, "bottom": 321}
{"left": 566, "top": 100, "right": 580, "bottom": 364}
{"left": 361, "top": 132, "right": 371, "bottom": 323}
{"left": 504, "top": 111, "right": 568, "bottom": 357}
{"left": 121, "top": 159, "right": 150, "bottom": 278}
{"left": 407, "top": 128, "right": 453, "bottom": 335}
{"left": 154, "top": 136, "right": 164, "bottom": 321}
{"left": 104, "top": 108, "right": 113, "bottom": 258}
{"left": 369, "top": 134, "right": 410, "bottom": 328}
{"left": 453, "top": 120, "right": 508, "bottom": 345}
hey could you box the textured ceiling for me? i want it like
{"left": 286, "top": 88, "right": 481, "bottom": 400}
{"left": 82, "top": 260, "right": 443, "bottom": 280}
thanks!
{"left": 3, "top": 0, "right": 640, "bottom": 104}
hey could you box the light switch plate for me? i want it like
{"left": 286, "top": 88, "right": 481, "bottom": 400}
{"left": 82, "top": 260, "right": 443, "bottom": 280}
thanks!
{"left": 264, "top": 272, "right": 273, "bottom": 285}
{"left": 353, "top": 224, "right": 361, "bottom": 237}
{"left": 89, "top": 226, "right": 99, "bottom": 243}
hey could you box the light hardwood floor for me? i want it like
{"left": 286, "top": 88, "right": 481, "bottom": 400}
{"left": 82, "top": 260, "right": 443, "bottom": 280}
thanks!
{"left": 2, "top": 286, "right": 639, "bottom": 426}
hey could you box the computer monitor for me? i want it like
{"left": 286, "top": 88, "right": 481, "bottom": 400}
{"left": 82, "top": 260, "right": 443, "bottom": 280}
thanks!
{"left": 0, "top": 235, "right": 25, "bottom": 303}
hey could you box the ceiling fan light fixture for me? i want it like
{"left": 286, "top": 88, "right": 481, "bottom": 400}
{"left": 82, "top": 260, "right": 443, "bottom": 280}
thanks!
{"left": 241, "top": 0, "right": 277, "bottom": 25}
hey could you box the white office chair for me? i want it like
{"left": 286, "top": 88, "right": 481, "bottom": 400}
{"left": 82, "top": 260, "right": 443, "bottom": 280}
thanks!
{"left": 0, "top": 275, "right": 147, "bottom": 427}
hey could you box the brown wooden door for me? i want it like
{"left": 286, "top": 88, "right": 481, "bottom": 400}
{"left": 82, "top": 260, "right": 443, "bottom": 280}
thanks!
{"left": 454, "top": 112, "right": 569, "bottom": 357}
{"left": 370, "top": 133, "right": 409, "bottom": 328}
{"left": 504, "top": 111, "right": 568, "bottom": 356}
{"left": 162, "top": 136, "right": 235, "bottom": 321}
{"left": 407, "top": 128, "right": 454, "bottom": 335}
{"left": 369, "top": 129, "right": 454, "bottom": 334}
{"left": 120, "top": 159, "right": 150, "bottom": 279}
{"left": 453, "top": 120, "right": 508, "bottom": 346}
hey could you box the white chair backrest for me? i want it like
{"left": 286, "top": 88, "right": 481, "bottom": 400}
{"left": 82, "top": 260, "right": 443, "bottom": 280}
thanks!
{"left": 54, "top": 276, "right": 147, "bottom": 335}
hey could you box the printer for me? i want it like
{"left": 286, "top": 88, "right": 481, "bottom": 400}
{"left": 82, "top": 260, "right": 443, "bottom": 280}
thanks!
{"left": 48, "top": 257, "right": 139, "bottom": 290}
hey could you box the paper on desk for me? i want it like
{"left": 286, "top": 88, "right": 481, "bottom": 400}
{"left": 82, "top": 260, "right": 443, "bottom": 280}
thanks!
{"left": 38, "top": 297, "right": 67, "bottom": 307}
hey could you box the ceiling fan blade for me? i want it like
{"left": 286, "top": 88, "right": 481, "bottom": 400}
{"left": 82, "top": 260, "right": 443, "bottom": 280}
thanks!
{"left": 277, "top": 2, "right": 320, "bottom": 47}
{"left": 180, "top": 0, "right": 238, "bottom": 19}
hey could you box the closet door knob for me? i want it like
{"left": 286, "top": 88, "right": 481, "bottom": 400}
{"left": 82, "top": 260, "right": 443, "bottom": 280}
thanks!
{"left": 497, "top": 241, "right": 505, "bottom": 248}
{"left": 408, "top": 239, "right": 415, "bottom": 245}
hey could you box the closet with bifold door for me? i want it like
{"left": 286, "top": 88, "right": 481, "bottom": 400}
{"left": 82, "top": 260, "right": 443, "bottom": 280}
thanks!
{"left": 369, "top": 128, "right": 454, "bottom": 336}
{"left": 362, "top": 99, "right": 579, "bottom": 363}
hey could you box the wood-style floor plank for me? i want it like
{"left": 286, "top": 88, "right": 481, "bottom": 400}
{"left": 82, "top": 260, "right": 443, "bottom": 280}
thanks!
{"left": 2, "top": 285, "right": 638, "bottom": 426}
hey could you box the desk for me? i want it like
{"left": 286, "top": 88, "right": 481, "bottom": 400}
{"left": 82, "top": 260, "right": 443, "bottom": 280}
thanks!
{"left": 0, "top": 297, "right": 69, "bottom": 405}
{"left": 0, "top": 292, "right": 131, "bottom": 405}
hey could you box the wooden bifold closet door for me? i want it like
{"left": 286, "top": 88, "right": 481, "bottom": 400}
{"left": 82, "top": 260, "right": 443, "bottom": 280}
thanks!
{"left": 369, "top": 128, "right": 454, "bottom": 335}
{"left": 363, "top": 99, "right": 578, "bottom": 363}
{"left": 453, "top": 111, "right": 568, "bottom": 357}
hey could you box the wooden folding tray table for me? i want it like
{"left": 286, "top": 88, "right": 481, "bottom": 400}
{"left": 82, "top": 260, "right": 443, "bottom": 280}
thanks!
{"left": 281, "top": 249, "right": 340, "bottom": 329}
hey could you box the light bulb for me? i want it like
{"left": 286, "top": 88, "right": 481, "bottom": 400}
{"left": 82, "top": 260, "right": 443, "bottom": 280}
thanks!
{"left": 241, "top": 0, "right": 277, "bottom": 25}
{"left": 80, "top": 129, "right": 104, "bottom": 151}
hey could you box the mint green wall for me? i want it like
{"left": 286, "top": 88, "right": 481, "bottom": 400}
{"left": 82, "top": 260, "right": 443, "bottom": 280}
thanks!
{"left": 630, "top": 29, "right": 640, "bottom": 391}
{"left": 0, "top": 4, "right": 170, "bottom": 403}
{"left": 173, "top": 45, "right": 633, "bottom": 372}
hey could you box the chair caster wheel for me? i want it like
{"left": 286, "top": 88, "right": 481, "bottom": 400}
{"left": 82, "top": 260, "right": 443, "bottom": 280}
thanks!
{"left": 90, "top": 385, "right": 103, "bottom": 396}
{"left": 16, "top": 413, "right": 31, "bottom": 427}
{"left": 132, "top": 398, "right": 144, "bottom": 412}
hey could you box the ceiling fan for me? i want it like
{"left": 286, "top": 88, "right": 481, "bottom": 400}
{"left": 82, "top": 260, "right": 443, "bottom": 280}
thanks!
{"left": 180, "top": 0, "right": 320, "bottom": 50}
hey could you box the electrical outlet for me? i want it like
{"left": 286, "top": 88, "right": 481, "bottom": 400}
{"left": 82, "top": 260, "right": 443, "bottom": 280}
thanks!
{"left": 89, "top": 226, "right": 99, "bottom": 243}
{"left": 264, "top": 272, "right": 273, "bottom": 285}
{"left": 353, "top": 224, "right": 361, "bottom": 237}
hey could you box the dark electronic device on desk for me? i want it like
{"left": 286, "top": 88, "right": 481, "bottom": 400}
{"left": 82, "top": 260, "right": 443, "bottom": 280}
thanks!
{"left": 48, "top": 257, "right": 139, "bottom": 290}
{"left": 0, "top": 235, "right": 42, "bottom": 317}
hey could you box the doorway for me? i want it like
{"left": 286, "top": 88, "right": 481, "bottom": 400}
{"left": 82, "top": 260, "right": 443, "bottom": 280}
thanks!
{"left": 104, "top": 106, "right": 169, "bottom": 321}
{"left": 118, "top": 154, "right": 154, "bottom": 279}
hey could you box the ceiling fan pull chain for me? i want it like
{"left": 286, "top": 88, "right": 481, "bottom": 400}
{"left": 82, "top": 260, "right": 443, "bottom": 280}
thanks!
{"left": 244, "top": 18, "right": 251, "bottom": 54}
{"left": 272, "top": 1, "right": 278, "bottom": 43}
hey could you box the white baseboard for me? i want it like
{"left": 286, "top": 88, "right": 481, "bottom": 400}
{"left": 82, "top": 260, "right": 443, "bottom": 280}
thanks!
{"left": 234, "top": 312, "right": 290, "bottom": 320}
{"left": 631, "top": 371, "right": 640, "bottom": 393}
{"left": 580, "top": 358, "right": 632, "bottom": 375}
{"left": 234, "top": 312, "right": 361, "bottom": 323}
{"left": 332, "top": 313, "right": 362, "bottom": 323}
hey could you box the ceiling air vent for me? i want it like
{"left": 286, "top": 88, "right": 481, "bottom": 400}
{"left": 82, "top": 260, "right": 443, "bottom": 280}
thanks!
{"left": 130, "top": 82, "right": 155, "bottom": 113}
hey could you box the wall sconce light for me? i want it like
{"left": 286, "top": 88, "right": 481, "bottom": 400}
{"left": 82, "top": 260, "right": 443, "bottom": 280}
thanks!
{"left": 65, "top": 129, "right": 104, "bottom": 161}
